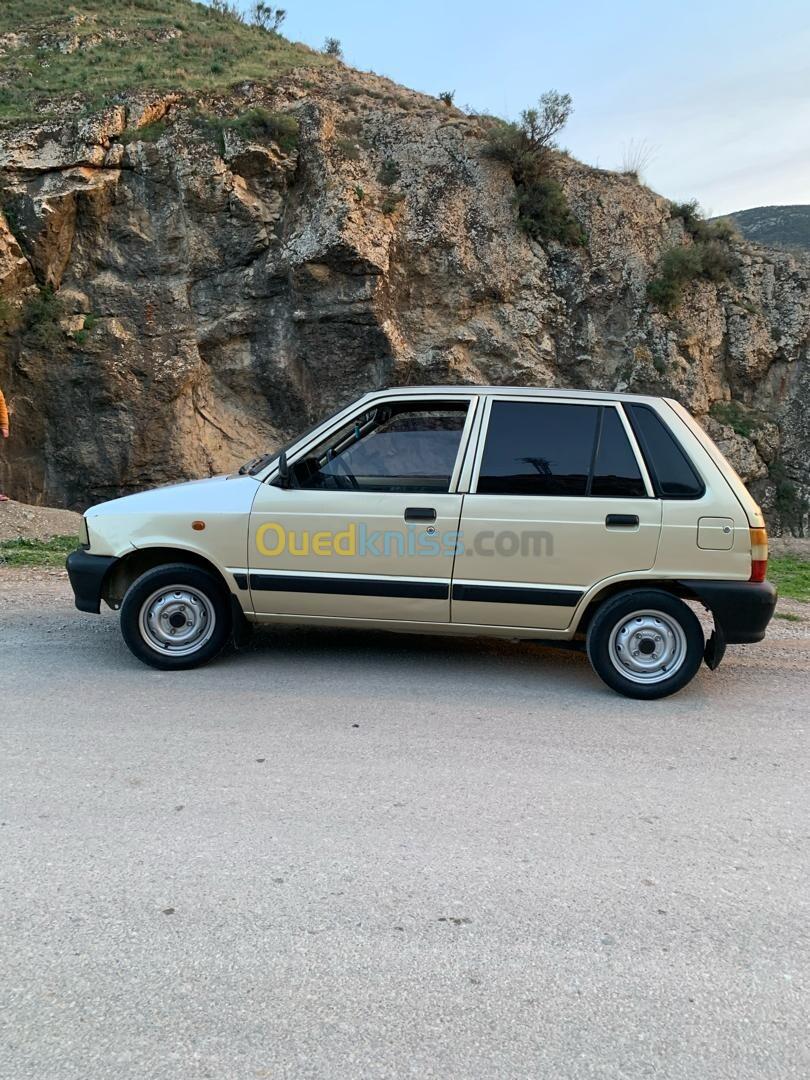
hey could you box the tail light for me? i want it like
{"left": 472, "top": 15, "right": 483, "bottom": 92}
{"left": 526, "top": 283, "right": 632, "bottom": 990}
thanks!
{"left": 749, "top": 527, "right": 768, "bottom": 582}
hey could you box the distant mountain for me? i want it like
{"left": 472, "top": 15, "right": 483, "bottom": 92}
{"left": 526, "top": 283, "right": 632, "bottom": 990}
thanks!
{"left": 722, "top": 205, "right": 810, "bottom": 252}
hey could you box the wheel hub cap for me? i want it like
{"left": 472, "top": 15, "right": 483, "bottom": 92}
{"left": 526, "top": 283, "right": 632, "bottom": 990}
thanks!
{"left": 139, "top": 587, "right": 216, "bottom": 657}
{"left": 607, "top": 609, "right": 687, "bottom": 684}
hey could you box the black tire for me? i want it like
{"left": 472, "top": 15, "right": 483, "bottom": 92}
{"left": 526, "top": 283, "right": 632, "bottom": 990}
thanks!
{"left": 586, "top": 589, "right": 704, "bottom": 700}
{"left": 120, "top": 563, "right": 232, "bottom": 671}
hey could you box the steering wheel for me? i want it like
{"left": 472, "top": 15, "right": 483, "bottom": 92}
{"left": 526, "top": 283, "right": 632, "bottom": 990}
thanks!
{"left": 330, "top": 454, "right": 360, "bottom": 490}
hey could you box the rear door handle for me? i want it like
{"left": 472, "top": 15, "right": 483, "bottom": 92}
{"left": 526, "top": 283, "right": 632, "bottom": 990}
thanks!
{"left": 404, "top": 507, "right": 437, "bottom": 522}
{"left": 605, "top": 514, "right": 639, "bottom": 528}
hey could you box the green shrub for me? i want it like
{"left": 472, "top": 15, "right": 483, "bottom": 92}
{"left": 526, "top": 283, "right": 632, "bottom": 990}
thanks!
{"left": 353, "top": 185, "right": 365, "bottom": 202}
{"left": 670, "top": 200, "right": 702, "bottom": 235}
{"left": 438, "top": 90, "right": 455, "bottom": 106}
{"left": 323, "top": 37, "right": 343, "bottom": 59}
{"left": 646, "top": 275, "right": 680, "bottom": 312}
{"left": 484, "top": 91, "right": 583, "bottom": 247}
{"left": 486, "top": 120, "right": 532, "bottom": 170}
{"left": 250, "top": 3, "right": 286, "bottom": 32}
{"left": 22, "top": 286, "right": 64, "bottom": 348}
{"left": 377, "top": 158, "right": 401, "bottom": 186}
{"left": 515, "top": 176, "right": 586, "bottom": 245}
{"left": 518, "top": 90, "right": 573, "bottom": 152}
{"left": 209, "top": 0, "right": 245, "bottom": 22}
{"left": 700, "top": 238, "right": 738, "bottom": 282}
{"left": 381, "top": 192, "right": 405, "bottom": 214}
{"left": 709, "top": 400, "right": 763, "bottom": 438}
{"left": 647, "top": 205, "right": 740, "bottom": 313}
{"left": 224, "top": 108, "right": 299, "bottom": 151}
{"left": 119, "top": 119, "right": 167, "bottom": 145}
{"left": 671, "top": 200, "right": 738, "bottom": 244}
{"left": 195, "top": 108, "right": 299, "bottom": 154}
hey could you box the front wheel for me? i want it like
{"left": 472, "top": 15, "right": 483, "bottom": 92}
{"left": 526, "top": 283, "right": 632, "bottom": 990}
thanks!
{"left": 120, "top": 563, "right": 232, "bottom": 670}
{"left": 586, "top": 589, "right": 704, "bottom": 700}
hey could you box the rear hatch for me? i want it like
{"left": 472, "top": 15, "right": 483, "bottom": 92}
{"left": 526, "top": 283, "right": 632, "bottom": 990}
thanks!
{"left": 665, "top": 400, "right": 766, "bottom": 529}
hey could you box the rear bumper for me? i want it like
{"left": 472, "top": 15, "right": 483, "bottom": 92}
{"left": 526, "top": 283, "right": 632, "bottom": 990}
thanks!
{"left": 66, "top": 550, "right": 118, "bottom": 614}
{"left": 679, "top": 579, "right": 777, "bottom": 644}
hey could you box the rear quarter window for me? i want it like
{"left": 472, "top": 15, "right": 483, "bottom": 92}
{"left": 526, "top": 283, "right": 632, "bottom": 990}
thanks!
{"left": 625, "top": 403, "right": 705, "bottom": 499}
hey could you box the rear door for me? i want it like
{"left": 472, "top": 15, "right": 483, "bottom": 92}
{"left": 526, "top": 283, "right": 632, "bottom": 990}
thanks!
{"left": 452, "top": 397, "right": 662, "bottom": 630}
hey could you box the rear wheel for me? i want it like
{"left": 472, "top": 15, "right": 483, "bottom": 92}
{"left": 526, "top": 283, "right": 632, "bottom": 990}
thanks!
{"left": 120, "top": 563, "right": 232, "bottom": 670}
{"left": 586, "top": 589, "right": 704, "bottom": 700}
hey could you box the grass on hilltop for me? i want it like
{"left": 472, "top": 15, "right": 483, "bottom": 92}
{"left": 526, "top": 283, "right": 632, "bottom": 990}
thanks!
{"left": 0, "top": 0, "right": 327, "bottom": 123}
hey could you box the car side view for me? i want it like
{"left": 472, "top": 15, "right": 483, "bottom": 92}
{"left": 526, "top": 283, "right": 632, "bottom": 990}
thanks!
{"left": 66, "top": 387, "right": 777, "bottom": 699}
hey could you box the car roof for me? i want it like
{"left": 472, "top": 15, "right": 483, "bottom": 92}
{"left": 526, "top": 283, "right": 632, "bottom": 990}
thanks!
{"left": 362, "top": 385, "right": 668, "bottom": 405}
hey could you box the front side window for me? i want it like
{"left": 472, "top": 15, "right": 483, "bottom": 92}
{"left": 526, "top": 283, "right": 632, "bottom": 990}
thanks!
{"left": 476, "top": 400, "right": 648, "bottom": 498}
{"left": 289, "top": 401, "right": 469, "bottom": 493}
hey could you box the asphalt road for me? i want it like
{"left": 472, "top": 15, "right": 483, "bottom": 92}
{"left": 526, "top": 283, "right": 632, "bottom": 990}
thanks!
{"left": 2, "top": 574, "right": 809, "bottom": 1080}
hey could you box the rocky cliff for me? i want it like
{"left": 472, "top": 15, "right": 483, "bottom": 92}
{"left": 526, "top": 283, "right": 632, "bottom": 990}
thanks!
{"left": 0, "top": 39, "right": 808, "bottom": 530}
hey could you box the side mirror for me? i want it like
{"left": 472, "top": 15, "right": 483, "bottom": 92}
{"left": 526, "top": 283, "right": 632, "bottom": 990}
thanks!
{"left": 273, "top": 450, "right": 291, "bottom": 489}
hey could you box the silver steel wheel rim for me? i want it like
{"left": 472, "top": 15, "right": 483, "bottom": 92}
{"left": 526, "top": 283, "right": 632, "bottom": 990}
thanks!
{"left": 607, "top": 609, "right": 688, "bottom": 685}
{"left": 138, "top": 586, "right": 216, "bottom": 657}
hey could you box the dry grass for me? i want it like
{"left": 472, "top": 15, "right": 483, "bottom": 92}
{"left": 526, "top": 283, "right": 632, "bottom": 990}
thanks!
{"left": 0, "top": 0, "right": 328, "bottom": 123}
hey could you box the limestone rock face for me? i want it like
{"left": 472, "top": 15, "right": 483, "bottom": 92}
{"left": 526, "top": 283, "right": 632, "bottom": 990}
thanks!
{"left": 0, "top": 69, "right": 808, "bottom": 531}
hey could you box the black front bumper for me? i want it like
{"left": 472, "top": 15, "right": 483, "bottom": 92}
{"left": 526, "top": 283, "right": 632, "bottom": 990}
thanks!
{"left": 66, "top": 550, "right": 118, "bottom": 614}
{"left": 679, "top": 579, "right": 778, "bottom": 644}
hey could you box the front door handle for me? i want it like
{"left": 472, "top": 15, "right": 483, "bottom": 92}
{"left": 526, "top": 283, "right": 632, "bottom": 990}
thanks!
{"left": 605, "top": 514, "right": 639, "bottom": 528}
{"left": 404, "top": 507, "right": 437, "bottom": 522}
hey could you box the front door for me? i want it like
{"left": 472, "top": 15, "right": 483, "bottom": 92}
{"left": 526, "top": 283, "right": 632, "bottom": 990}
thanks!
{"left": 248, "top": 397, "right": 474, "bottom": 623}
{"left": 452, "top": 398, "right": 662, "bottom": 630}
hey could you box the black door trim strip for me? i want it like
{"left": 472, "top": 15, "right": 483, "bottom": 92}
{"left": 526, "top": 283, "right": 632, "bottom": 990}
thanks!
{"left": 248, "top": 573, "right": 449, "bottom": 600}
{"left": 452, "top": 583, "right": 583, "bottom": 607}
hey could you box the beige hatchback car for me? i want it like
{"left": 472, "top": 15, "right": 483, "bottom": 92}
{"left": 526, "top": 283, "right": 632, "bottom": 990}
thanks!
{"left": 67, "top": 387, "right": 776, "bottom": 699}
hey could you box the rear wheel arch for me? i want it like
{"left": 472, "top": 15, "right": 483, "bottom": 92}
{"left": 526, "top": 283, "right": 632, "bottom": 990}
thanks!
{"left": 574, "top": 579, "right": 708, "bottom": 638}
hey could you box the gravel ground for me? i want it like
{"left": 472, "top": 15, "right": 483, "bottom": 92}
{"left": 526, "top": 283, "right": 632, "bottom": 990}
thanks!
{"left": 1, "top": 570, "right": 809, "bottom": 1080}
{"left": 0, "top": 500, "right": 81, "bottom": 542}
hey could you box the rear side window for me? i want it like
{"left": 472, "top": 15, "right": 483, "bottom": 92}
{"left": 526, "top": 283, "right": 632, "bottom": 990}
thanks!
{"left": 625, "top": 404, "right": 704, "bottom": 499}
{"left": 477, "top": 401, "right": 598, "bottom": 496}
{"left": 591, "top": 408, "right": 646, "bottom": 498}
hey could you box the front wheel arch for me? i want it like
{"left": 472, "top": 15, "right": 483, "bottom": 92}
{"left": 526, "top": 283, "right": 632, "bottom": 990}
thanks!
{"left": 103, "top": 546, "right": 233, "bottom": 610}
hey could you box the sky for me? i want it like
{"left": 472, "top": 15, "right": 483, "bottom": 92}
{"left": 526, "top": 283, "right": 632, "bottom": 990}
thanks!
{"left": 226, "top": 0, "right": 810, "bottom": 215}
